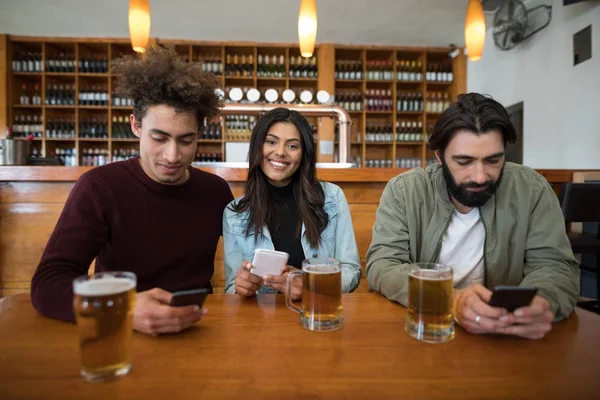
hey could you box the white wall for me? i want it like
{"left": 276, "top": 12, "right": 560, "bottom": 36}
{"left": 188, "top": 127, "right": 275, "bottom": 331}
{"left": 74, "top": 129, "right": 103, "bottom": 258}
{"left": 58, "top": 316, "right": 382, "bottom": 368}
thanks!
{"left": 468, "top": 0, "right": 600, "bottom": 169}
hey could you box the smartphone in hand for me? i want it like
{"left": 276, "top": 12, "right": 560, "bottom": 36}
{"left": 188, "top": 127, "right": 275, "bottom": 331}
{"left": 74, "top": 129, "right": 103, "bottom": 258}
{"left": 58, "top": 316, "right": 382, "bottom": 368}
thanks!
{"left": 250, "top": 249, "right": 289, "bottom": 277}
{"left": 170, "top": 288, "right": 210, "bottom": 308}
{"left": 489, "top": 286, "right": 538, "bottom": 312}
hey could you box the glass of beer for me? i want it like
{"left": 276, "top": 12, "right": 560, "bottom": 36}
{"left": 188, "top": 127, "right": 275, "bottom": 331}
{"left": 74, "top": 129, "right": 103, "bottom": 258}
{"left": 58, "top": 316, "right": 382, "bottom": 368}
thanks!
{"left": 405, "top": 263, "right": 454, "bottom": 343}
{"left": 285, "top": 257, "right": 343, "bottom": 332}
{"left": 73, "top": 271, "right": 137, "bottom": 382}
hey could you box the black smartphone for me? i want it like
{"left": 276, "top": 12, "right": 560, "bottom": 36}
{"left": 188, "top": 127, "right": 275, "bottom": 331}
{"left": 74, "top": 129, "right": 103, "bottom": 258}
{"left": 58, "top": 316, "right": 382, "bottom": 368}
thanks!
{"left": 488, "top": 286, "right": 538, "bottom": 312}
{"left": 170, "top": 288, "right": 210, "bottom": 308}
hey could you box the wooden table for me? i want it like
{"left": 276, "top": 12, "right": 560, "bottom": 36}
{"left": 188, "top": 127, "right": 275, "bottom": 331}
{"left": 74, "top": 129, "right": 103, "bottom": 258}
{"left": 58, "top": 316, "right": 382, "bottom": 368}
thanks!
{"left": 1, "top": 293, "right": 599, "bottom": 400}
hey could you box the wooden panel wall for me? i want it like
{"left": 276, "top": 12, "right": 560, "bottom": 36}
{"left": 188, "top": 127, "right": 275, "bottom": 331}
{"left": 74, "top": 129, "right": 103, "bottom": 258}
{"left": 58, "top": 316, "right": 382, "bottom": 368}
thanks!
{"left": 0, "top": 181, "right": 381, "bottom": 297}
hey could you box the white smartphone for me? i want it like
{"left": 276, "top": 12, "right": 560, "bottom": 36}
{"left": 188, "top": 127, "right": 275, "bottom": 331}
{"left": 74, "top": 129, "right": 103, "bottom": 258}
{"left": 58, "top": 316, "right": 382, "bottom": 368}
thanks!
{"left": 250, "top": 249, "right": 289, "bottom": 277}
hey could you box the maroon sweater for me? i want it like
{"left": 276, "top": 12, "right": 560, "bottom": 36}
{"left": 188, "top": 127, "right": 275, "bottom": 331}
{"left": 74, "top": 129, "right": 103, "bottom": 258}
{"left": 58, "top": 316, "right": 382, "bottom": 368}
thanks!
{"left": 31, "top": 158, "right": 233, "bottom": 322}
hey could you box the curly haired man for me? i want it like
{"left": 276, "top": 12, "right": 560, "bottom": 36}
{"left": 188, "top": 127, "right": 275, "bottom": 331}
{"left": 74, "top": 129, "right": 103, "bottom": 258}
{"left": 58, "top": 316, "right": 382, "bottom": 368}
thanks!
{"left": 31, "top": 46, "right": 234, "bottom": 335}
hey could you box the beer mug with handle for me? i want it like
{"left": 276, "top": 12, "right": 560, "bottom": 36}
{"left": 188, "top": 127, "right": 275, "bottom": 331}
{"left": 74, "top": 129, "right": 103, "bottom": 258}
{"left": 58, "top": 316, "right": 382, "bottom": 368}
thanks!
{"left": 73, "top": 271, "right": 137, "bottom": 382}
{"left": 285, "top": 257, "right": 343, "bottom": 332}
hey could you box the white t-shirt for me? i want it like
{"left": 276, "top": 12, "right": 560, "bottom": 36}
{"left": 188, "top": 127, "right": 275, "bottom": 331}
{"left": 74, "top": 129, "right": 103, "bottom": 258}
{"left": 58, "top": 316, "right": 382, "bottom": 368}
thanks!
{"left": 436, "top": 207, "right": 486, "bottom": 289}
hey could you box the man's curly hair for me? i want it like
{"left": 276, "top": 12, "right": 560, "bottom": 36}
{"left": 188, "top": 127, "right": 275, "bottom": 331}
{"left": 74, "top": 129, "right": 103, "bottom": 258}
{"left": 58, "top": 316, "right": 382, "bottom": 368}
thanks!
{"left": 112, "top": 45, "right": 223, "bottom": 128}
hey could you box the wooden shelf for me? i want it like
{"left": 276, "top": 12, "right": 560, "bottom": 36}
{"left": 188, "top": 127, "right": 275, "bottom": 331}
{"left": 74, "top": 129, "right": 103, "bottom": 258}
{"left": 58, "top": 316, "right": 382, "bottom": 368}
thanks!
{"left": 396, "top": 111, "right": 422, "bottom": 116}
{"left": 46, "top": 73, "right": 76, "bottom": 77}
{"left": 257, "top": 77, "right": 287, "bottom": 82}
{"left": 4, "top": 36, "right": 466, "bottom": 168}
{"left": 78, "top": 73, "right": 109, "bottom": 78}
{"left": 366, "top": 79, "right": 394, "bottom": 84}
{"left": 111, "top": 138, "right": 138, "bottom": 142}
{"left": 366, "top": 111, "right": 393, "bottom": 115}
{"left": 427, "top": 81, "right": 453, "bottom": 87}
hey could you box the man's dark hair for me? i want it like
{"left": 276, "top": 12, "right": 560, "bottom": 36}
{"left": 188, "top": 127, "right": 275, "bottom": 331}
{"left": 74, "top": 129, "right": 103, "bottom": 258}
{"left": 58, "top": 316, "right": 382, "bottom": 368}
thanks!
{"left": 112, "top": 45, "right": 222, "bottom": 128}
{"left": 429, "top": 92, "right": 517, "bottom": 155}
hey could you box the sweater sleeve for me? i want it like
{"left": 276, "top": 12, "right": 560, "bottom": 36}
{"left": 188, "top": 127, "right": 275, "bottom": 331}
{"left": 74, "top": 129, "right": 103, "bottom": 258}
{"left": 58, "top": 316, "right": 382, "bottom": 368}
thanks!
{"left": 30, "top": 173, "right": 111, "bottom": 322}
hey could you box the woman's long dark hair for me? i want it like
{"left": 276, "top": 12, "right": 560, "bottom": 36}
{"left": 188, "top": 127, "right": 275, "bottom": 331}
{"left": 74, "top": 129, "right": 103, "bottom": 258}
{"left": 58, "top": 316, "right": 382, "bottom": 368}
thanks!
{"left": 231, "top": 107, "right": 328, "bottom": 248}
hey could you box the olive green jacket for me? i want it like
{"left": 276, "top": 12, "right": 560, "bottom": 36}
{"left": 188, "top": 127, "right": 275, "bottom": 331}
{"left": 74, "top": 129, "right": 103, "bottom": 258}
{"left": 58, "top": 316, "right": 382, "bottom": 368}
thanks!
{"left": 366, "top": 162, "right": 579, "bottom": 321}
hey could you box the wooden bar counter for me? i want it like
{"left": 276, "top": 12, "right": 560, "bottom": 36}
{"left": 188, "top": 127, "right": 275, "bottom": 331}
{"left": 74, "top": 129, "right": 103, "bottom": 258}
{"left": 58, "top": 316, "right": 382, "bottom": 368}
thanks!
{"left": 0, "top": 166, "right": 592, "bottom": 297}
{"left": 1, "top": 292, "right": 599, "bottom": 399}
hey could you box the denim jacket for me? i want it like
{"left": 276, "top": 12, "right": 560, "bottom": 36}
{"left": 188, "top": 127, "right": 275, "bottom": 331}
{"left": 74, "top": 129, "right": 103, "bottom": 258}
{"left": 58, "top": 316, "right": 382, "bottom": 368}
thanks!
{"left": 223, "top": 181, "right": 361, "bottom": 294}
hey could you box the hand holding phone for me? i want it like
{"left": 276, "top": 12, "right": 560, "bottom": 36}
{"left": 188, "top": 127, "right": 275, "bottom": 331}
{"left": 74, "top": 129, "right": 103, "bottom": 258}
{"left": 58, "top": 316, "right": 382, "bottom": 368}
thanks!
{"left": 250, "top": 249, "right": 289, "bottom": 277}
{"left": 488, "top": 286, "right": 538, "bottom": 312}
{"left": 169, "top": 288, "right": 210, "bottom": 308}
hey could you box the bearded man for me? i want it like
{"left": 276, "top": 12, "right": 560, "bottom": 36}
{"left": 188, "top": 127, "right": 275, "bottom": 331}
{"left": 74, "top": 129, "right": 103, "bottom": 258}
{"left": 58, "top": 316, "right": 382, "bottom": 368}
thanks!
{"left": 366, "top": 92, "right": 579, "bottom": 340}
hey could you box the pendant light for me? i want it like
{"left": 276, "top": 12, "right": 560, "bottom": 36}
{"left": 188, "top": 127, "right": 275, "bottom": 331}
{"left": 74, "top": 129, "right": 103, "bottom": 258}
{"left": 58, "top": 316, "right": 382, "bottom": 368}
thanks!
{"left": 298, "top": 0, "right": 317, "bottom": 58}
{"left": 129, "top": 0, "right": 151, "bottom": 53}
{"left": 464, "top": 0, "right": 486, "bottom": 61}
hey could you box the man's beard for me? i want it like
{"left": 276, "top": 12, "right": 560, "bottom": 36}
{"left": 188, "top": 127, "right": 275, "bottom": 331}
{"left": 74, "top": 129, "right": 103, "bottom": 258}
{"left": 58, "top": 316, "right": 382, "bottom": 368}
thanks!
{"left": 441, "top": 161, "right": 504, "bottom": 208}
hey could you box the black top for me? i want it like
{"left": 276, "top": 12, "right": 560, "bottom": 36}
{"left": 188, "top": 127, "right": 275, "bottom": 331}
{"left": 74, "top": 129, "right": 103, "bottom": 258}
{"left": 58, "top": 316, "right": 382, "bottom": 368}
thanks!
{"left": 266, "top": 182, "right": 306, "bottom": 269}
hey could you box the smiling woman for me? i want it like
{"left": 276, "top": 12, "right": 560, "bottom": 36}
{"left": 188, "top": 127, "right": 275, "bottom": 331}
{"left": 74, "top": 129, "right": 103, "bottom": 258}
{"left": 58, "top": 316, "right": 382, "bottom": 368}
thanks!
{"left": 222, "top": 107, "right": 362, "bottom": 300}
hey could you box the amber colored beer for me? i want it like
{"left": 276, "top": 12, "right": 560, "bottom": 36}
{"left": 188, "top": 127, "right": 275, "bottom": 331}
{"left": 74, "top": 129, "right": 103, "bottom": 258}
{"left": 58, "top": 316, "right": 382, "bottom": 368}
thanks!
{"left": 73, "top": 272, "right": 136, "bottom": 382}
{"left": 405, "top": 263, "right": 454, "bottom": 343}
{"left": 286, "top": 258, "right": 343, "bottom": 332}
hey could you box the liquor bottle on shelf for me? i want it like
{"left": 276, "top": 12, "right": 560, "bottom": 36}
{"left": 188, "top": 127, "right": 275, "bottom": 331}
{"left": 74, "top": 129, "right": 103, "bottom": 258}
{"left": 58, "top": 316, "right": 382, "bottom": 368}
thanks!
{"left": 55, "top": 148, "right": 77, "bottom": 166}
{"left": 46, "top": 53, "right": 76, "bottom": 73}
{"left": 12, "top": 52, "right": 43, "bottom": 73}
{"left": 194, "top": 152, "right": 223, "bottom": 163}
{"left": 396, "top": 92, "right": 423, "bottom": 112}
{"left": 79, "top": 86, "right": 109, "bottom": 106}
{"left": 46, "top": 117, "right": 76, "bottom": 139}
{"left": 426, "top": 92, "right": 449, "bottom": 113}
{"left": 112, "top": 148, "right": 140, "bottom": 162}
{"left": 32, "top": 84, "right": 42, "bottom": 105}
{"left": 79, "top": 117, "right": 108, "bottom": 139}
{"left": 426, "top": 62, "right": 453, "bottom": 82}
{"left": 112, "top": 94, "right": 134, "bottom": 107}
{"left": 335, "top": 59, "right": 363, "bottom": 80}
{"left": 46, "top": 84, "right": 76, "bottom": 106}
{"left": 200, "top": 54, "right": 222, "bottom": 75}
{"left": 225, "top": 115, "right": 256, "bottom": 141}
{"left": 395, "top": 157, "right": 421, "bottom": 169}
{"left": 365, "top": 159, "right": 393, "bottom": 168}
{"left": 81, "top": 148, "right": 109, "bottom": 167}
{"left": 19, "top": 84, "right": 30, "bottom": 105}
{"left": 79, "top": 55, "right": 108, "bottom": 74}
{"left": 366, "top": 89, "right": 393, "bottom": 112}
{"left": 201, "top": 120, "right": 222, "bottom": 140}
{"left": 335, "top": 91, "right": 362, "bottom": 112}
{"left": 12, "top": 114, "right": 43, "bottom": 138}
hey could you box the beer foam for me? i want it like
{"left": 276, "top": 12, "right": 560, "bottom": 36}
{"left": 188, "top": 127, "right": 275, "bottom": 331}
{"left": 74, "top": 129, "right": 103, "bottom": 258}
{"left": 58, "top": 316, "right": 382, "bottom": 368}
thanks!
{"left": 408, "top": 270, "right": 452, "bottom": 280}
{"left": 74, "top": 278, "right": 136, "bottom": 296}
{"left": 303, "top": 265, "right": 341, "bottom": 274}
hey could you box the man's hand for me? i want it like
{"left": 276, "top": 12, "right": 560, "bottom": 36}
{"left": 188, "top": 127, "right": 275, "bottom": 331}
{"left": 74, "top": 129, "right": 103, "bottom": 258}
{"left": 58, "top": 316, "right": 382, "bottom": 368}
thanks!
{"left": 495, "top": 296, "right": 553, "bottom": 340}
{"left": 263, "top": 265, "right": 303, "bottom": 300}
{"left": 453, "top": 284, "right": 514, "bottom": 334}
{"left": 235, "top": 261, "right": 262, "bottom": 297}
{"left": 133, "top": 288, "right": 206, "bottom": 336}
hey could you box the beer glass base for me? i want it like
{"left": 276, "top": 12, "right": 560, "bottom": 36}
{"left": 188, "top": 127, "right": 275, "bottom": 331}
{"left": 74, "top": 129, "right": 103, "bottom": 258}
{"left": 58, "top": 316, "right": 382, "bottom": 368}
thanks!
{"left": 81, "top": 364, "right": 131, "bottom": 383}
{"left": 405, "top": 320, "right": 455, "bottom": 344}
{"left": 300, "top": 315, "right": 344, "bottom": 332}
